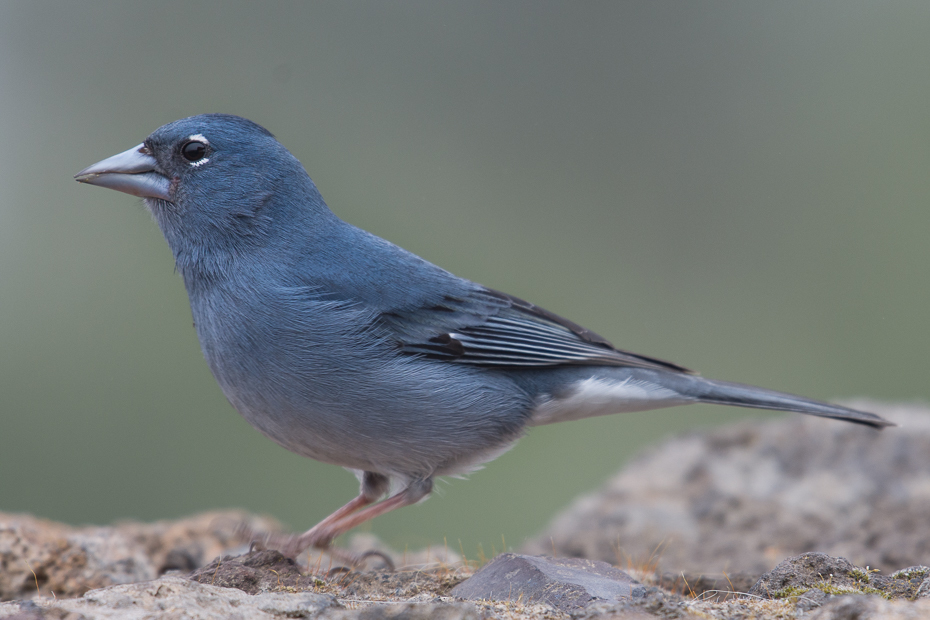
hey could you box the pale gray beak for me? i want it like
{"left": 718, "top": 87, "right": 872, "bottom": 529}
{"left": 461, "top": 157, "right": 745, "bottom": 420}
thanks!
{"left": 75, "top": 143, "right": 173, "bottom": 200}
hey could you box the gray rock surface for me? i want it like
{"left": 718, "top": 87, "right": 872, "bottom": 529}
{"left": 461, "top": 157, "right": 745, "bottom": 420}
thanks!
{"left": 0, "top": 576, "right": 337, "bottom": 620}
{"left": 0, "top": 575, "right": 479, "bottom": 620}
{"left": 806, "top": 596, "right": 930, "bottom": 620}
{"left": 573, "top": 588, "right": 694, "bottom": 620}
{"left": 451, "top": 553, "right": 645, "bottom": 611}
{"left": 525, "top": 401, "right": 930, "bottom": 576}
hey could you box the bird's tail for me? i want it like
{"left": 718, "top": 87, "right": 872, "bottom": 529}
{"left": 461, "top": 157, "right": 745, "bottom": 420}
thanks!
{"left": 680, "top": 375, "right": 893, "bottom": 429}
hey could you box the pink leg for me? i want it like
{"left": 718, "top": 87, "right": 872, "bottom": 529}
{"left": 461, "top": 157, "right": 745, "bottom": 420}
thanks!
{"left": 301, "top": 493, "right": 375, "bottom": 535}
{"left": 285, "top": 477, "right": 433, "bottom": 558}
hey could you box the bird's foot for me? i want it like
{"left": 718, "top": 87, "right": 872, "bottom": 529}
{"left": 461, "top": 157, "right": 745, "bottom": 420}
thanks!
{"left": 233, "top": 521, "right": 394, "bottom": 571}
{"left": 286, "top": 525, "right": 396, "bottom": 571}
{"left": 325, "top": 548, "right": 395, "bottom": 574}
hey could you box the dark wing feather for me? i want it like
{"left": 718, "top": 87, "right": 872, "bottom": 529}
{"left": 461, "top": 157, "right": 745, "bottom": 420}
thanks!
{"left": 395, "top": 288, "right": 692, "bottom": 373}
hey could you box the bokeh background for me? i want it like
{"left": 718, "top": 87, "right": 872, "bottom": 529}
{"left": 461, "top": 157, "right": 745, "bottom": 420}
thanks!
{"left": 1, "top": 2, "right": 927, "bottom": 557}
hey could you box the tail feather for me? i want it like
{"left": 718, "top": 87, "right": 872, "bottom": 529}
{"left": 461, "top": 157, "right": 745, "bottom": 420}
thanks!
{"left": 685, "top": 376, "right": 893, "bottom": 429}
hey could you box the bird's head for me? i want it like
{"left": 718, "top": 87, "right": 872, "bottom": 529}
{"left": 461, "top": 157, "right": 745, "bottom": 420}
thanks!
{"left": 76, "top": 114, "right": 328, "bottom": 276}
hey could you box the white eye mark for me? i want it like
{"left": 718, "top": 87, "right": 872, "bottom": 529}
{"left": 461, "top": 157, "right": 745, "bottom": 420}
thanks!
{"left": 182, "top": 134, "right": 211, "bottom": 166}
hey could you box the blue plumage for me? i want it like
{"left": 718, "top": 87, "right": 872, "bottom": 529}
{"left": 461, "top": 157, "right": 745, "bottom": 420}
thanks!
{"left": 75, "top": 114, "right": 892, "bottom": 559}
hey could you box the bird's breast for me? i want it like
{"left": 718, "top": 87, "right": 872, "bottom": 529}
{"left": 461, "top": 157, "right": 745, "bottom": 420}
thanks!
{"left": 183, "top": 282, "right": 534, "bottom": 476}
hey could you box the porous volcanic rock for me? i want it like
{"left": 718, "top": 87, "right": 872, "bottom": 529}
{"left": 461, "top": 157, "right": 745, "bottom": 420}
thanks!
{"left": 525, "top": 402, "right": 930, "bottom": 577}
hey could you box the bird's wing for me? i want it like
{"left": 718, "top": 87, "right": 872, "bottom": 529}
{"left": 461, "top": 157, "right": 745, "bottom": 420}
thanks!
{"left": 388, "top": 287, "right": 692, "bottom": 373}
{"left": 309, "top": 225, "right": 689, "bottom": 372}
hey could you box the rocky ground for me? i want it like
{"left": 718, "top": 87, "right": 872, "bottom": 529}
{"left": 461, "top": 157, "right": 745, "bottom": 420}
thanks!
{"left": 2, "top": 401, "right": 928, "bottom": 619}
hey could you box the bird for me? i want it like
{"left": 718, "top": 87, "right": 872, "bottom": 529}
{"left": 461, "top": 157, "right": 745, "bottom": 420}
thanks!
{"left": 75, "top": 113, "right": 892, "bottom": 562}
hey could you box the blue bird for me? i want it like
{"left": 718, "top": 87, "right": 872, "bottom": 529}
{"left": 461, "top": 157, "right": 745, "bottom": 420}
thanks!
{"left": 75, "top": 114, "right": 892, "bottom": 560}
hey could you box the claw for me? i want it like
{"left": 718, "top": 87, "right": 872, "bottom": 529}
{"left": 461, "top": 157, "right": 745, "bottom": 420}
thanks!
{"left": 357, "top": 549, "right": 395, "bottom": 572}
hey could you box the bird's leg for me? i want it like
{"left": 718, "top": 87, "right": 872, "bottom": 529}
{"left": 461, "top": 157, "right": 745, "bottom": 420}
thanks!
{"left": 285, "top": 477, "right": 434, "bottom": 561}
{"left": 275, "top": 471, "right": 388, "bottom": 557}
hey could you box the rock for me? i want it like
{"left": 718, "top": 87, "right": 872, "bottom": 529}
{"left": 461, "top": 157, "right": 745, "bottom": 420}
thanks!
{"left": 572, "top": 587, "right": 694, "bottom": 620}
{"left": 0, "top": 575, "right": 480, "bottom": 620}
{"left": 323, "top": 568, "right": 465, "bottom": 602}
{"left": 187, "top": 548, "right": 469, "bottom": 600}
{"left": 806, "top": 595, "right": 930, "bottom": 620}
{"left": 917, "top": 575, "right": 930, "bottom": 599}
{"left": 889, "top": 566, "right": 930, "bottom": 601}
{"left": 0, "top": 575, "right": 337, "bottom": 619}
{"left": 188, "top": 550, "right": 309, "bottom": 595}
{"left": 323, "top": 603, "right": 479, "bottom": 620}
{"left": 0, "top": 510, "right": 280, "bottom": 601}
{"left": 749, "top": 553, "right": 927, "bottom": 613}
{"left": 450, "top": 553, "right": 645, "bottom": 612}
{"left": 525, "top": 402, "right": 930, "bottom": 576}
{"left": 0, "top": 511, "right": 462, "bottom": 603}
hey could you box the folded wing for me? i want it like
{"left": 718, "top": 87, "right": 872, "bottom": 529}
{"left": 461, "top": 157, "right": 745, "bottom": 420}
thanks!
{"left": 393, "top": 288, "right": 691, "bottom": 372}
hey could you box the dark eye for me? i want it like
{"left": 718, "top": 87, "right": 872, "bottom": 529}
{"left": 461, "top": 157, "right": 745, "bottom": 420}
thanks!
{"left": 181, "top": 140, "right": 207, "bottom": 162}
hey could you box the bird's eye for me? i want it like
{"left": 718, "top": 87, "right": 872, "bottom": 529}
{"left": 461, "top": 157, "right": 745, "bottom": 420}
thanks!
{"left": 181, "top": 140, "right": 207, "bottom": 162}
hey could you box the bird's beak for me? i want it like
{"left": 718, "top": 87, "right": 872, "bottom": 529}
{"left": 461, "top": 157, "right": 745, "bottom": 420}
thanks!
{"left": 75, "top": 143, "right": 173, "bottom": 201}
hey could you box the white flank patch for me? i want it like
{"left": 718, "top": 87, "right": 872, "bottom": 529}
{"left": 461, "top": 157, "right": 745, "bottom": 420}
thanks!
{"left": 528, "top": 377, "right": 689, "bottom": 426}
{"left": 435, "top": 438, "right": 519, "bottom": 479}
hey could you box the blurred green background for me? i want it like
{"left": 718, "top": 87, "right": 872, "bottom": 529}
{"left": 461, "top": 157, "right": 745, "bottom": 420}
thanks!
{"left": 1, "top": 1, "right": 927, "bottom": 557}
